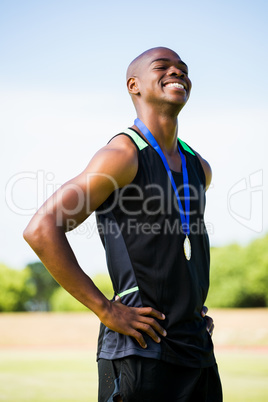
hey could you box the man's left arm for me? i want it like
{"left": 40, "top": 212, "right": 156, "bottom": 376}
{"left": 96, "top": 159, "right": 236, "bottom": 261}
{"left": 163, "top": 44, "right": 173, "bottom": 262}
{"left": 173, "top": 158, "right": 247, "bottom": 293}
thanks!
{"left": 195, "top": 152, "right": 212, "bottom": 191}
{"left": 196, "top": 153, "right": 214, "bottom": 335}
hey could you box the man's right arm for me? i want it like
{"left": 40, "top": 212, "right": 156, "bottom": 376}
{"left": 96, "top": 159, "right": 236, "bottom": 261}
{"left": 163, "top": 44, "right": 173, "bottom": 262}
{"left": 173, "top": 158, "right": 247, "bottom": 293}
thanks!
{"left": 23, "top": 135, "right": 166, "bottom": 348}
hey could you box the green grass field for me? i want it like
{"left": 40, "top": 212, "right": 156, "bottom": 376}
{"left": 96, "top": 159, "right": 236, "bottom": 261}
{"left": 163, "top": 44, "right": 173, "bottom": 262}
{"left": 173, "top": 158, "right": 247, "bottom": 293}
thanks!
{"left": 0, "top": 349, "right": 98, "bottom": 401}
{"left": 0, "top": 349, "right": 267, "bottom": 401}
{"left": 0, "top": 311, "right": 268, "bottom": 401}
{"left": 217, "top": 350, "right": 268, "bottom": 402}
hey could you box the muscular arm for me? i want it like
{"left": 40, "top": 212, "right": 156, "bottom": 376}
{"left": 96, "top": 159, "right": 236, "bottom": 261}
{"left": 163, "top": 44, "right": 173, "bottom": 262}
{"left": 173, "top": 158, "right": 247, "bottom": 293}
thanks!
{"left": 195, "top": 152, "right": 212, "bottom": 191}
{"left": 23, "top": 135, "right": 166, "bottom": 348}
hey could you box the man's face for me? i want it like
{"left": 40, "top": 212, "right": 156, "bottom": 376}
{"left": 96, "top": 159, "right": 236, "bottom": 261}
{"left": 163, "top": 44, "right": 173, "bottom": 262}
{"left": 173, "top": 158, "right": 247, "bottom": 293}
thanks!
{"left": 134, "top": 48, "right": 192, "bottom": 108}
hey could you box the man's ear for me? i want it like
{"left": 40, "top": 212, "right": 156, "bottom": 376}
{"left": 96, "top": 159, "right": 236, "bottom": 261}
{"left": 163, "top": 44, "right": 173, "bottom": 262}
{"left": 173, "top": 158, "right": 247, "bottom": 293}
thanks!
{"left": 127, "top": 77, "right": 140, "bottom": 95}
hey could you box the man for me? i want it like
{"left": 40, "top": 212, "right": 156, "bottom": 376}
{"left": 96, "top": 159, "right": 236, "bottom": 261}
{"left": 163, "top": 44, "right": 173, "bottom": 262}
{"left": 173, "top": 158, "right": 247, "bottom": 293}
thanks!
{"left": 24, "top": 47, "right": 222, "bottom": 401}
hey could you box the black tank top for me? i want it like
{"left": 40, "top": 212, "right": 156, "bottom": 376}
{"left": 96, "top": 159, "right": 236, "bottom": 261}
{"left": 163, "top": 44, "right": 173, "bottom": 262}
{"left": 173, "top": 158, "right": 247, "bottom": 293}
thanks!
{"left": 96, "top": 128, "right": 215, "bottom": 368}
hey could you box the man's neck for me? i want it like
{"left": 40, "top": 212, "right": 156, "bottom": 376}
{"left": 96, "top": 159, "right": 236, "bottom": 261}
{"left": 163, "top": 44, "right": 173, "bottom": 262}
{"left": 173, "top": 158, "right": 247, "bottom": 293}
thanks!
{"left": 133, "top": 112, "right": 179, "bottom": 155}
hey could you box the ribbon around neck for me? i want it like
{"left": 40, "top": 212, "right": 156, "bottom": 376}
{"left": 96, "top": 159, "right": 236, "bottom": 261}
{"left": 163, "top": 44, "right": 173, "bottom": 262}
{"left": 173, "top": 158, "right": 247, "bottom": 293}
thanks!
{"left": 134, "top": 118, "right": 190, "bottom": 236}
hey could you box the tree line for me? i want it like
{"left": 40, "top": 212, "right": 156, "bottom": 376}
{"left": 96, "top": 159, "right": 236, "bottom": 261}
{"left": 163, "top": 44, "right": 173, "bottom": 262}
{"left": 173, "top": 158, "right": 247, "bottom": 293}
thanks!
{"left": 0, "top": 234, "right": 267, "bottom": 312}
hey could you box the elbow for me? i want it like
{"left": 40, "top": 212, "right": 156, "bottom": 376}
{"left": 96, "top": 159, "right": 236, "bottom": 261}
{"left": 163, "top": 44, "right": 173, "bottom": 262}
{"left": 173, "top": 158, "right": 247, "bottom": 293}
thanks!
{"left": 23, "top": 213, "right": 63, "bottom": 252}
{"left": 23, "top": 224, "right": 35, "bottom": 244}
{"left": 23, "top": 214, "right": 51, "bottom": 250}
{"left": 23, "top": 219, "right": 42, "bottom": 249}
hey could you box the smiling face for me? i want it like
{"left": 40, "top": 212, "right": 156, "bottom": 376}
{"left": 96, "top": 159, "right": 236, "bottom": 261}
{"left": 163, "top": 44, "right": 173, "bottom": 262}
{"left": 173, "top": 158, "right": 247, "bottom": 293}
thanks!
{"left": 127, "top": 47, "right": 192, "bottom": 114}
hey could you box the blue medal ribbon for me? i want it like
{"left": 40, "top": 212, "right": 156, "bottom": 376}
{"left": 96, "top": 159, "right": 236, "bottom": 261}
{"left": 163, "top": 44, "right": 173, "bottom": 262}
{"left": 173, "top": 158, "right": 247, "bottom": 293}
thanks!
{"left": 134, "top": 118, "right": 190, "bottom": 236}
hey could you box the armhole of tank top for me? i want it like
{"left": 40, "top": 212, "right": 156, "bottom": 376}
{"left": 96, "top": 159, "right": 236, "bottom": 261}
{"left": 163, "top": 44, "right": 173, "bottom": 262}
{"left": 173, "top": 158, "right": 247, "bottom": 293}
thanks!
{"left": 194, "top": 154, "right": 207, "bottom": 189}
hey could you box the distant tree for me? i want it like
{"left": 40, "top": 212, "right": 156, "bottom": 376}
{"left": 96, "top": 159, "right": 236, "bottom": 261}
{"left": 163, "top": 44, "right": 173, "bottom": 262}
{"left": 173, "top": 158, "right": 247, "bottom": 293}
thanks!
{"left": 206, "top": 244, "right": 247, "bottom": 307}
{"left": 242, "top": 235, "right": 268, "bottom": 306}
{"left": 50, "top": 287, "right": 88, "bottom": 312}
{"left": 206, "top": 235, "right": 268, "bottom": 307}
{"left": 50, "top": 273, "right": 114, "bottom": 312}
{"left": 0, "top": 264, "right": 35, "bottom": 311}
{"left": 1, "top": 233, "right": 265, "bottom": 312}
{"left": 26, "top": 262, "right": 60, "bottom": 311}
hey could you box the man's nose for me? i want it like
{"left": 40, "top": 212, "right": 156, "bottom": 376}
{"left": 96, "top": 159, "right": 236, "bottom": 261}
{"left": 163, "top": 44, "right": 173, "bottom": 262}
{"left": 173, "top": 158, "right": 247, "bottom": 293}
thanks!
{"left": 167, "top": 66, "right": 185, "bottom": 77}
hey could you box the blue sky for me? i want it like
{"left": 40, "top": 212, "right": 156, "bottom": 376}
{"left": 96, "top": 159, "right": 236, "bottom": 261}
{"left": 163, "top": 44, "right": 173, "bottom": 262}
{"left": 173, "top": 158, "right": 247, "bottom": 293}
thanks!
{"left": 1, "top": 0, "right": 267, "bottom": 273}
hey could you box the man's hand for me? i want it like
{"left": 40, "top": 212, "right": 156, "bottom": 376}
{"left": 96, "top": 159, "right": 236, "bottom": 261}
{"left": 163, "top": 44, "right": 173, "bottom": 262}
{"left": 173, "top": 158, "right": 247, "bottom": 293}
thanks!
{"left": 201, "top": 306, "right": 214, "bottom": 336}
{"left": 100, "top": 296, "right": 167, "bottom": 349}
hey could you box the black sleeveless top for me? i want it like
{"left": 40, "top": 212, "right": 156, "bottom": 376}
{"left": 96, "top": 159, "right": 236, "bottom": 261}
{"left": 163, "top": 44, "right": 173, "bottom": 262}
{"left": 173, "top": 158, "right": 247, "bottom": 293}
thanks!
{"left": 96, "top": 128, "right": 215, "bottom": 368}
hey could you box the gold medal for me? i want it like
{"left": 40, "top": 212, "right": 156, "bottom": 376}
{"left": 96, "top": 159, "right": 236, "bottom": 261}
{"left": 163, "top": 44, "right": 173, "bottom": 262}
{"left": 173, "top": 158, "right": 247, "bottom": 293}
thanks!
{"left": 183, "top": 235, "right": 191, "bottom": 260}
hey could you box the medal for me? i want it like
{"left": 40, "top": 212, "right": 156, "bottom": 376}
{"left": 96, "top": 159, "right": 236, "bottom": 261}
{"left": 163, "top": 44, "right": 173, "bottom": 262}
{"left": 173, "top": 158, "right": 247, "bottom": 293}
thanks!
{"left": 183, "top": 235, "right": 191, "bottom": 261}
{"left": 134, "top": 118, "right": 191, "bottom": 260}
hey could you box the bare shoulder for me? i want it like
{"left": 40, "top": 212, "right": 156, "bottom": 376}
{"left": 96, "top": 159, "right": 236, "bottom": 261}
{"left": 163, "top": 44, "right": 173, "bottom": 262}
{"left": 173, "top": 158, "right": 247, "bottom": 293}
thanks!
{"left": 194, "top": 151, "right": 212, "bottom": 190}
{"left": 83, "top": 133, "right": 139, "bottom": 189}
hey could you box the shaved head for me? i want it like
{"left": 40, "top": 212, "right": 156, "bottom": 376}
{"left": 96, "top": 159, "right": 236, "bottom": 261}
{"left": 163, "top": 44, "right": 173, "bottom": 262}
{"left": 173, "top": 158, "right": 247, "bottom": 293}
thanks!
{"left": 126, "top": 46, "right": 191, "bottom": 114}
{"left": 126, "top": 47, "right": 180, "bottom": 81}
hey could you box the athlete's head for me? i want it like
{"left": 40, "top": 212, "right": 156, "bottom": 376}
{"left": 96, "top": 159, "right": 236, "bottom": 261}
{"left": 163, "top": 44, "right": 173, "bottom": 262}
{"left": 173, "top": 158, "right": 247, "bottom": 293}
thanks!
{"left": 126, "top": 47, "right": 192, "bottom": 114}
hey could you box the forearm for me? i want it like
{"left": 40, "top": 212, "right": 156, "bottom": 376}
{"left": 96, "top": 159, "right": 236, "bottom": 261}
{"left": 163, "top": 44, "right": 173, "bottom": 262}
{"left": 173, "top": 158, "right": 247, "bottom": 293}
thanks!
{"left": 23, "top": 215, "right": 110, "bottom": 318}
{"left": 24, "top": 215, "right": 167, "bottom": 349}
